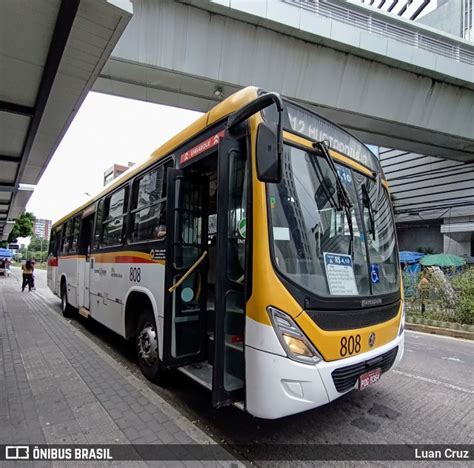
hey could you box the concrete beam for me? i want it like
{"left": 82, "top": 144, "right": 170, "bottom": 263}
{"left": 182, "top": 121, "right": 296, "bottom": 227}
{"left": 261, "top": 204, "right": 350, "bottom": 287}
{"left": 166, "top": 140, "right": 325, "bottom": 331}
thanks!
{"left": 96, "top": 0, "right": 474, "bottom": 162}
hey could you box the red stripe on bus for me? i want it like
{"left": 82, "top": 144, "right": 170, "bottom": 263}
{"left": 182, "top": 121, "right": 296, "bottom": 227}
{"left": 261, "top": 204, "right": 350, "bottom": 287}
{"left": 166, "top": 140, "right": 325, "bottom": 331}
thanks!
{"left": 113, "top": 256, "right": 155, "bottom": 264}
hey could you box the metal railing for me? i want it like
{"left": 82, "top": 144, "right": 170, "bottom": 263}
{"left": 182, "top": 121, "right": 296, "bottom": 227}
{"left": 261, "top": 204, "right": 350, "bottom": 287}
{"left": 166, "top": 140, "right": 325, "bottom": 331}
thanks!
{"left": 282, "top": 0, "right": 474, "bottom": 66}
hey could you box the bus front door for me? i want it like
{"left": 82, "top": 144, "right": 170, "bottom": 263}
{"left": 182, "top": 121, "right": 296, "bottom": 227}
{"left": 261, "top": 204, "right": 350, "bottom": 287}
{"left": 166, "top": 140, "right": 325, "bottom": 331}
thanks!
{"left": 79, "top": 213, "right": 94, "bottom": 310}
{"left": 212, "top": 136, "right": 246, "bottom": 408}
{"left": 162, "top": 169, "right": 209, "bottom": 367}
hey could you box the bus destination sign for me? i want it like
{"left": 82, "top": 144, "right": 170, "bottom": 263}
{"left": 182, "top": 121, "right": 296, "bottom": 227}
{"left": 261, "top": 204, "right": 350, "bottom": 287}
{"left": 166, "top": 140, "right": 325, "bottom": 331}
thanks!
{"left": 285, "top": 103, "right": 380, "bottom": 173}
{"left": 180, "top": 130, "right": 225, "bottom": 165}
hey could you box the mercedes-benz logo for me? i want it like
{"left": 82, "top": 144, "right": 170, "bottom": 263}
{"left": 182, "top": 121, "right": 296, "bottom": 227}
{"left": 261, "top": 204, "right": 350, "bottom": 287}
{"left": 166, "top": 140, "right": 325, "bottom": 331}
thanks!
{"left": 368, "top": 332, "right": 376, "bottom": 348}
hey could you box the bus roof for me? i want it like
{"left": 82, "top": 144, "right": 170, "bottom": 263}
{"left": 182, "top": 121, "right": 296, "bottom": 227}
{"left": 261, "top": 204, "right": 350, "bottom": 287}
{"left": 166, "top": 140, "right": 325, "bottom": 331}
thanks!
{"left": 52, "top": 86, "right": 259, "bottom": 229}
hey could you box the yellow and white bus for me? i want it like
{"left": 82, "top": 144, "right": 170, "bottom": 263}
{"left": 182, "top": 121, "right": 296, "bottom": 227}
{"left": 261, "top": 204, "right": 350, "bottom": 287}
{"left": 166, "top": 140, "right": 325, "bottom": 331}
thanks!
{"left": 47, "top": 87, "right": 404, "bottom": 419}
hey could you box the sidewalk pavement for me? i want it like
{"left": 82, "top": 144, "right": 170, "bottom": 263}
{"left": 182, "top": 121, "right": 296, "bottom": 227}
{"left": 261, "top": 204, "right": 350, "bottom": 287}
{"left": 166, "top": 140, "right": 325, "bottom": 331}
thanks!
{"left": 0, "top": 270, "right": 238, "bottom": 467}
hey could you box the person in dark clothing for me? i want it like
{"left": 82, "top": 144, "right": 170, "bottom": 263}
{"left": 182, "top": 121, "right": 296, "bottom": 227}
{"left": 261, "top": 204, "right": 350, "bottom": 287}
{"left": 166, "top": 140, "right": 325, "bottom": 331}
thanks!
{"left": 21, "top": 260, "right": 34, "bottom": 291}
{"left": 30, "top": 260, "right": 36, "bottom": 290}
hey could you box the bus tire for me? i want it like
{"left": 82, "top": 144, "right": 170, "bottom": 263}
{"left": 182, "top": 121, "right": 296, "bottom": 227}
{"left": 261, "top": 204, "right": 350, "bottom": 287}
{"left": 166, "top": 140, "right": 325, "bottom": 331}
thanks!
{"left": 135, "top": 309, "right": 166, "bottom": 384}
{"left": 60, "top": 280, "right": 75, "bottom": 318}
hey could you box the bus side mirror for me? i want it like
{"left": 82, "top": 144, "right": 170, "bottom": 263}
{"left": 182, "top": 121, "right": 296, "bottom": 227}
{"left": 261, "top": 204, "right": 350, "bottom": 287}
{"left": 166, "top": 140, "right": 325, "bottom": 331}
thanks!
{"left": 256, "top": 121, "right": 281, "bottom": 183}
{"left": 227, "top": 92, "right": 283, "bottom": 184}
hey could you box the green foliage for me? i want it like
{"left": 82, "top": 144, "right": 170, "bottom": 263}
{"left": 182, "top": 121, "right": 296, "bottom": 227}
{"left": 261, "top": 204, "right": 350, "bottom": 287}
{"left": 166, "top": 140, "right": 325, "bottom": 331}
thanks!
{"left": 8, "top": 212, "right": 36, "bottom": 243}
{"left": 29, "top": 236, "right": 48, "bottom": 251}
{"left": 405, "top": 267, "right": 474, "bottom": 325}
{"left": 19, "top": 236, "right": 48, "bottom": 262}
{"left": 451, "top": 268, "right": 474, "bottom": 325}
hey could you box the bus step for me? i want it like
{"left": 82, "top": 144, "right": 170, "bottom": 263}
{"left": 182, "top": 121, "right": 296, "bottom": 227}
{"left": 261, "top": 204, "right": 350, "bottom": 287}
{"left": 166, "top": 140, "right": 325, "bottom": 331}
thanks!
{"left": 233, "top": 401, "right": 244, "bottom": 411}
{"left": 79, "top": 307, "right": 91, "bottom": 318}
{"left": 179, "top": 362, "right": 213, "bottom": 390}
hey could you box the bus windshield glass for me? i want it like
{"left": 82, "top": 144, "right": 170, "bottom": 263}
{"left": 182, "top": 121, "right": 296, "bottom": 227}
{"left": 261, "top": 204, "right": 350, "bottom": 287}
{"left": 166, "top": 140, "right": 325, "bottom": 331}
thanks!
{"left": 267, "top": 144, "right": 399, "bottom": 298}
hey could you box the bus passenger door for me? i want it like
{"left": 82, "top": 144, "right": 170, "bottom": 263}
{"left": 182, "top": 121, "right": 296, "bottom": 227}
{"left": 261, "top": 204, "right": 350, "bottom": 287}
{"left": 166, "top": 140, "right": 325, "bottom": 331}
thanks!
{"left": 212, "top": 136, "right": 247, "bottom": 408}
{"left": 162, "top": 169, "right": 209, "bottom": 367}
{"left": 79, "top": 214, "right": 94, "bottom": 310}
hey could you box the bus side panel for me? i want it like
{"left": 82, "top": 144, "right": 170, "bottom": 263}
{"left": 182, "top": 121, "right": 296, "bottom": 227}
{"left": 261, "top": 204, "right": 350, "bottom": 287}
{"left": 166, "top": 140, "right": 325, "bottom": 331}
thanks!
{"left": 89, "top": 254, "right": 166, "bottom": 339}
{"left": 47, "top": 259, "right": 58, "bottom": 296}
{"left": 89, "top": 258, "right": 123, "bottom": 336}
{"left": 77, "top": 260, "right": 85, "bottom": 308}
{"left": 58, "top": 256, "right": 81, "bottom": 308}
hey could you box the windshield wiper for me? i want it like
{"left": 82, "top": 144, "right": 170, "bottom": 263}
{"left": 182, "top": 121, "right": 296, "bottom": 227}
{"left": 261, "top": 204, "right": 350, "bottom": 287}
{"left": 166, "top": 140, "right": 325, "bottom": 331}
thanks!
{"left": 313, "top": 141, "right": 354, "bottom": 257}
{"left": 362, "top": 182, "right": 376, "bottom": 240}
{"left": 373, "top": 171, "right": 381, "bottom": 214}
{"left": 362, "top": 169, "right": 383, "bottom": 240}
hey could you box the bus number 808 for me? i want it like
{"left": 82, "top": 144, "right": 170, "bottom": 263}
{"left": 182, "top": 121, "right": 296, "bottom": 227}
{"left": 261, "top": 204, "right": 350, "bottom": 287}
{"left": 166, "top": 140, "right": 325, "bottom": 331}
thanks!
{"left": 340, "top": 335, "right": 361, "bottom": 357}
{"left": 129, "top": 267, "right": 141, "bottom": 283}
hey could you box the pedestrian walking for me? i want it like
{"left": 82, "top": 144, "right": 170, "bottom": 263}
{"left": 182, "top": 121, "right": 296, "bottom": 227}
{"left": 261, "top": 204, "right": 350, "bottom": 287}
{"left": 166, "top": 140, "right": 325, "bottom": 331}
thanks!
{"left": 21, "top": 260, "right": 34, "bottom": 292}
{"left": 417, "top": 270, "right": 430, "bottom": 315}
{"left": 31, "top": 259, "right": 36, "bottom": 290}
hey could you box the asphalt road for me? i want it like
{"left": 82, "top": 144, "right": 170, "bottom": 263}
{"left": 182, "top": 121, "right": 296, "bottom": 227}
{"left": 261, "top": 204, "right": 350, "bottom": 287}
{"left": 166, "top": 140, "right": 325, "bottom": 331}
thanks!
{"left": 20, "top": 269, "right": 474, "bottom": 463}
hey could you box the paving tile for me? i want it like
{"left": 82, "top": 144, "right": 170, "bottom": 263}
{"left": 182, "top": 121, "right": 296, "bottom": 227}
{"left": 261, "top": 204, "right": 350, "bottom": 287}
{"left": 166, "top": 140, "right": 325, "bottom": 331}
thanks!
{"left": 0, "top": 271, "right": 238, "bottom": 466}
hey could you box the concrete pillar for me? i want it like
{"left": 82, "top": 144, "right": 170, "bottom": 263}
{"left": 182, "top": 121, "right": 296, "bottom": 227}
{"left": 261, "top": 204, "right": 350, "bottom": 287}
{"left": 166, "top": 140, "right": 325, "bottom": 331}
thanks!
{"left": 443, "top": 232, "right": 471, "bottom": 256}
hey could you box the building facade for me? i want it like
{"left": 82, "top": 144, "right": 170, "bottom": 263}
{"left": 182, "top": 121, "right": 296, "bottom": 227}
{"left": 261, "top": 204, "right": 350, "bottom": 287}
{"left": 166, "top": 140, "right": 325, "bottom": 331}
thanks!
{"left": 33, "top": 218, "right": 52, "bottom": 241}
{"left": 103, "top": 162, "right": 135, "bottom": 186}
{"left": 417, "top": 0, "right": 473, "bottom": 41}
{"left": 374, "top": 1, "right": 474, "bottom": 259}
{"left": 379, "top": 149, "right": 474, "bottom": 257}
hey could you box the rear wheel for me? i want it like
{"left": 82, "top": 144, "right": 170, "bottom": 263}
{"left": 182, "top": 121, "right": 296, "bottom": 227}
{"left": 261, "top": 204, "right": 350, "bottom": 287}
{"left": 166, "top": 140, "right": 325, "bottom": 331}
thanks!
{"left": 136, "top": 309, "right": 167, "bottom": 384}
{"left": 60, "top": 281, "right": 75, "bottom": 318}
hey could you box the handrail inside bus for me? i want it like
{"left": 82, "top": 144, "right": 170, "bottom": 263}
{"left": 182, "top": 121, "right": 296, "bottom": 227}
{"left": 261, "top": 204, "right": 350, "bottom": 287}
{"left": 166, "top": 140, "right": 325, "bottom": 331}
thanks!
{"left": 168, "top": 250, "right": 208, "bottom": 293}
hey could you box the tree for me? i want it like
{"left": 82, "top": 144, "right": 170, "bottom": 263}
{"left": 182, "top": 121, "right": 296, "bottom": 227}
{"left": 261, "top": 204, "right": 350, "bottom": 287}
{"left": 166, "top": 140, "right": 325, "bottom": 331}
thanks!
{"left": 8, "top": 212, "right": 35, "bottom": 243}
{"left": 26, "top": 236, "right": 48, "bottom": 262}
{"left": 29, "top": 236, "right": 46, "bottom": 251}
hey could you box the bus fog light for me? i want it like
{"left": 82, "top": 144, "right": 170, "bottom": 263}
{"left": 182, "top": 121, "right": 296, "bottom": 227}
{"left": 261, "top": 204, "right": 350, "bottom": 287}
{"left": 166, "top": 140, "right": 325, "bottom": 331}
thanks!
{"left": 268, "top": 307, "right": 322, "bottom": 364}
{"left": 283, "top": 334, "right": 313, "bottom": 357}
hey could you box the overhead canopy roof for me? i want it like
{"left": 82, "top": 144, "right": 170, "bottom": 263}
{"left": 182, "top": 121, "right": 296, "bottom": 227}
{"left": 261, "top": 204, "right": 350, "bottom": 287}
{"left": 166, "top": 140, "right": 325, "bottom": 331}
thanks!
{"left": 0, "top": 0, "right": 132, "bottom": 240}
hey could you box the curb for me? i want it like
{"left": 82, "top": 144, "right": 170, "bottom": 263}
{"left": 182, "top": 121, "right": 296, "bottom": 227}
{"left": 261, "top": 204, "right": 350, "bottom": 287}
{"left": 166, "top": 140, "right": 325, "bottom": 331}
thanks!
{"left": 406, "top": 322, "right": 474, "bottom": 340}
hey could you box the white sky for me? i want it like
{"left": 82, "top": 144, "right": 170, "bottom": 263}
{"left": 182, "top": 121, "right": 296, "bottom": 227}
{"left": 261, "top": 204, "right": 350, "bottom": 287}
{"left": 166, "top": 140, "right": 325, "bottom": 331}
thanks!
{"left": 25, "top": 1, "right": 440, "bottom": 226}
{"left": 26, "top": 92, "right": 202, "bottom": 223}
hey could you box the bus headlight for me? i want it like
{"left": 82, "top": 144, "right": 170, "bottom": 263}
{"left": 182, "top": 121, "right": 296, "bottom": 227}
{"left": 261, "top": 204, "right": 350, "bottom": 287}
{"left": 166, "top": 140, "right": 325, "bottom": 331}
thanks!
{"left": 398, "top": 302, "right": 406, "bottom": 336}
{"left": 268, "top": 307, "right": 322, "bottom": 364}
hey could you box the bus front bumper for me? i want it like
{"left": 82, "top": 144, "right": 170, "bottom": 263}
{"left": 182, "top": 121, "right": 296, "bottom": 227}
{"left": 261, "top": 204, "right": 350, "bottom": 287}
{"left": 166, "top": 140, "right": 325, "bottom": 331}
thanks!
{"left": 245, "top": 332, "right": 404, "bottom": 419}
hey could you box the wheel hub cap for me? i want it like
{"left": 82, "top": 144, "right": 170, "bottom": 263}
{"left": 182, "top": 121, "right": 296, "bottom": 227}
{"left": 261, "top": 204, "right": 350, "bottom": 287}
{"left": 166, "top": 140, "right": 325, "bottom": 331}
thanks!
{"left": 137, "top": 323, "right": 158, "bottom": 366}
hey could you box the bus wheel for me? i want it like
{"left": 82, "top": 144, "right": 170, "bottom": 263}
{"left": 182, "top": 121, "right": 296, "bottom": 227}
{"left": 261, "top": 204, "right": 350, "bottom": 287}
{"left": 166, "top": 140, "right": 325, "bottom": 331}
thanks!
{"left": 60, "top": 281, "right": 74, "bottom": 318}
{"left": 136, "top": 309, "right": 166, "bottom": 384}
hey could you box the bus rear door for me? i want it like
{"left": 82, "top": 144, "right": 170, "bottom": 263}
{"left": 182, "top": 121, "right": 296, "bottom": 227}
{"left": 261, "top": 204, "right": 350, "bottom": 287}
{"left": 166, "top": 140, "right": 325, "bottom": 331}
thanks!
{"left": 79, "top": 213, "right": 94, "bottom": 311}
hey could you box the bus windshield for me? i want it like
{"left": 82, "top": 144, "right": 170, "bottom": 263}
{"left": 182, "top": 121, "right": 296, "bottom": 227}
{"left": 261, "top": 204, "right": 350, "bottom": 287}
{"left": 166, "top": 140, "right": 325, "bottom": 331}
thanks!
{"left": 267, "top": 144, "right": 399, "bottom": 298}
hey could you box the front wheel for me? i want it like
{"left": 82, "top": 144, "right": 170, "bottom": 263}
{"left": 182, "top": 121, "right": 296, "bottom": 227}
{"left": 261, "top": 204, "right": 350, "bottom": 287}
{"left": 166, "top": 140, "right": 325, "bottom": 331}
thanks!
{"left": 60, "top": 282, "right": 75, "bottom": 318}
{"left": 136, "top": 309, "right": 167, "bottom": 384}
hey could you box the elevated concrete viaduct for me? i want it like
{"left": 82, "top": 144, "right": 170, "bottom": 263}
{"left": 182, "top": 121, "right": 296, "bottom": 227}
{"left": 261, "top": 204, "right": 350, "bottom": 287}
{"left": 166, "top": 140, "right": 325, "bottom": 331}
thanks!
{"left": 94, "top": 0, "right": 474, "bottom": 162}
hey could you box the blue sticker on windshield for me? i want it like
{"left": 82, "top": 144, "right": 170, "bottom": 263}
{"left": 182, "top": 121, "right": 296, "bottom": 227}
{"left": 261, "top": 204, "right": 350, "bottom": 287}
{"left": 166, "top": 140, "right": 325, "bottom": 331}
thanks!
{"left": 336, "top": 165, "right": 353, "bottom": 186}
{"left": 370, "top": 263, "right": 380, "bottom": 284}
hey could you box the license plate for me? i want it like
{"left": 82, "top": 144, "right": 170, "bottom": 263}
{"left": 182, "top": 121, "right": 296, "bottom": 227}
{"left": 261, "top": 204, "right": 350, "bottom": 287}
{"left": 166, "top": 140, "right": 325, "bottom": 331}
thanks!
{"left": 359, "top": 368, "right": 381, "bottom": 390}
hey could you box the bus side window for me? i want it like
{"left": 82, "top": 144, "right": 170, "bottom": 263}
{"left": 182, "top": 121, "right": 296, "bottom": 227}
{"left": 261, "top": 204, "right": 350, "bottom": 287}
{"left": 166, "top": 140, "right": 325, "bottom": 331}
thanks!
{"left": 94, "top": 199, "right": 105, "bottom": 250}
{"left": 101, "top": 186, "right": 129, "bottom": 247}
{"left": 70, "top": 215, "right": 81, "bottom": 253}
{"left": 62, "top": 220, "right": 73, "bottom": 254}
{"left": 130, "top": 162, "right": 169, "bottom": 243}
{"left": 57, "top": 226, "right": 64, "bottom": 255}
{"left": 49, "top": 230, "right": 57, "bottom": 257}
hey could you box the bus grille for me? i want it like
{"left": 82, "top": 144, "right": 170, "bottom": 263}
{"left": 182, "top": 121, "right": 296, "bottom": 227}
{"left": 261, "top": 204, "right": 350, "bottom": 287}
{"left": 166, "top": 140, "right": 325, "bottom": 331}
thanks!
{"left": 331, "top": 346, "right": 398, "bottom": 393}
